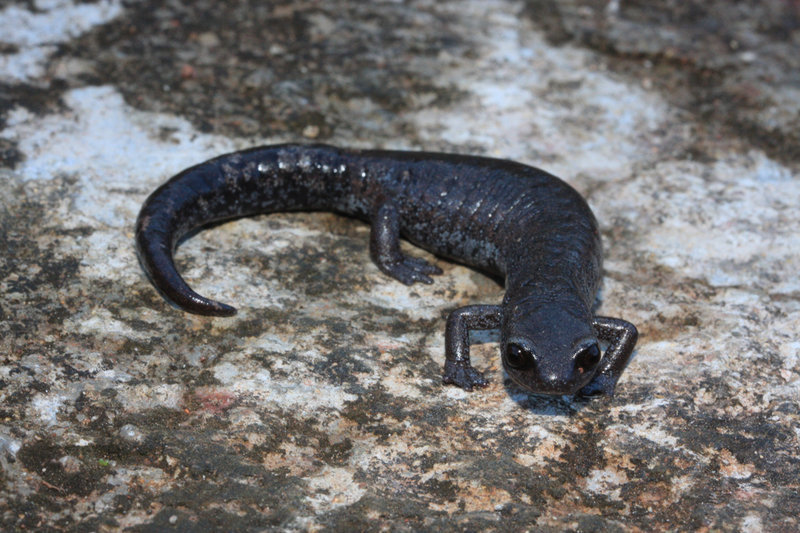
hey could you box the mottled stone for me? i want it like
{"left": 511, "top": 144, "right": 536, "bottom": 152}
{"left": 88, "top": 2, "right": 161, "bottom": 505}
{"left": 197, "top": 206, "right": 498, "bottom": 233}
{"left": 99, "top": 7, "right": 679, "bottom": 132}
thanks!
{"left": 523, "top": 0, "right": 800, "bottom": 165}
{"left": 0, "top": 0, "right": 798, "bottom": 531}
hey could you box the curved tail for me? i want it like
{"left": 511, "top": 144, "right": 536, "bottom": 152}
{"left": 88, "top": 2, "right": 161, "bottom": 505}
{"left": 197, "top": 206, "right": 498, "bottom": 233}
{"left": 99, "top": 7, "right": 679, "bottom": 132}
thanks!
{"left": 134, "top": 144, "right": 347, "bottom": 316}
{"left": 135, "top": 227, "right": 237, "bottom": 316}
{"left": 135, "top": 177, "right": 238, "bottom": 316}
{"left": 134, "top": 153, "right": 248, "bottom": 316}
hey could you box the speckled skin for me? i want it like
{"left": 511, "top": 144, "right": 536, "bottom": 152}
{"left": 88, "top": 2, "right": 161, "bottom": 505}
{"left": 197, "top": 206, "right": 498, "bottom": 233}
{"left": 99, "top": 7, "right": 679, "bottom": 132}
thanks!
{"left": 135, "top": 144, "right": 637, "bottom": 396}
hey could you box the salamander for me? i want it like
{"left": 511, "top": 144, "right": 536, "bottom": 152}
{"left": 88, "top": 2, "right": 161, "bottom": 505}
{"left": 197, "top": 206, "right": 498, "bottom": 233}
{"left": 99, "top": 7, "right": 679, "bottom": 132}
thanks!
{"left": 135, "top": 144, "right": 638, "bottom": 396}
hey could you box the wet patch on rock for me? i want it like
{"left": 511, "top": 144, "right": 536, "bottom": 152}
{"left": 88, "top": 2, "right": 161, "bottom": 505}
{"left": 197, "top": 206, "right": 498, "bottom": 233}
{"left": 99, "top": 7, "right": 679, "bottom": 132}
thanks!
{"left": 63, "top": 0, "right": 472, "bottom": 143}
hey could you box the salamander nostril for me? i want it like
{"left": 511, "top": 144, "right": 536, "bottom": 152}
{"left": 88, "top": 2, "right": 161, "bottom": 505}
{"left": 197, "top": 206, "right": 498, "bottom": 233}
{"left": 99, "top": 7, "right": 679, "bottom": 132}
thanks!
{"left": 574, "top": 343, "right": 601, "bottom": 373}
{"left": 505, "top": 343, "right": 535, "bottom": 370}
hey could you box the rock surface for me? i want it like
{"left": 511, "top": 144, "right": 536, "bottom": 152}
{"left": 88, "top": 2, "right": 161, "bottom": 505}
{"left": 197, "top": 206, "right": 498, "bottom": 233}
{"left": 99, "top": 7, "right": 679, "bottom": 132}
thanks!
{"left": 1, "top": 0, "right": 798, "bottom": 530}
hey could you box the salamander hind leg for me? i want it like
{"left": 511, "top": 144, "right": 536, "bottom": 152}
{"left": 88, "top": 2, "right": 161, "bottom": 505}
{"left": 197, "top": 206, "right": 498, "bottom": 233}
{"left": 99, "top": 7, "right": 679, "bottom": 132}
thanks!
{"left": 579, "top": 316, "right": 639, "bottom": 397}
{"left": 369, "top": 201, "right": 443, "bottom": 284}
{"left": 442, "top": 305, "right": 502, "bottom": 391}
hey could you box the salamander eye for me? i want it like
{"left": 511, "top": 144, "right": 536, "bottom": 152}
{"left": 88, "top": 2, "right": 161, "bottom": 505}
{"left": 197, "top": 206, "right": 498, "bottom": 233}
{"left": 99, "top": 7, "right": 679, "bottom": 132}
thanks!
{"left": 505, "top": 343, "right": 535, "bottom": 370}
{"left": 574, "top": 343, "right": 601, "bottom": 374}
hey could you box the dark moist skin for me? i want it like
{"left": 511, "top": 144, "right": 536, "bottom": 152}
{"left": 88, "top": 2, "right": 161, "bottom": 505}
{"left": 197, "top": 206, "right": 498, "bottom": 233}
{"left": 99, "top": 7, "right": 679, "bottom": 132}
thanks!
{"left": 136, "top": 144, "right": 638, "bottom": 396}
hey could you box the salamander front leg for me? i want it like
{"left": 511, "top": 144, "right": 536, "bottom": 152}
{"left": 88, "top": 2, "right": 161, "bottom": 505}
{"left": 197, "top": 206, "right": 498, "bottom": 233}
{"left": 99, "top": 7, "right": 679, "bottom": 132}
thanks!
{"left": 370, "top": 202, "right": 443, "bottom": 285}
{"left": 579, "top": 316, "right": 639, "bottom": 397}
{"left": 442, "top": 305, "right": 503, "bottom": 391}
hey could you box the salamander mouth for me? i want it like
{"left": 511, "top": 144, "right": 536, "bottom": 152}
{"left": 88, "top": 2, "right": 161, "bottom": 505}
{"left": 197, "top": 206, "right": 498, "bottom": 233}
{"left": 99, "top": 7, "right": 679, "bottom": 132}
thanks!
{"left": 505, "top": 370, "right": 588, "bottom": 396}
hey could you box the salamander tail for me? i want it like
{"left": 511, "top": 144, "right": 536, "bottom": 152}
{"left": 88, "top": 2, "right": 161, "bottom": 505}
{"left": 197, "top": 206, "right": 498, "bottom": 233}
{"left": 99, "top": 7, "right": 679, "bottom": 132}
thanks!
{"left": 135, "top": 214, "right": 237, "bottom": 317}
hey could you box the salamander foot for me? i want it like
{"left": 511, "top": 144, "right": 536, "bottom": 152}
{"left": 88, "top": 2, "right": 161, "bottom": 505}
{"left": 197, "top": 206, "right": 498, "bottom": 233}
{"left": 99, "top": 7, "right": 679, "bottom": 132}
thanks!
{"left": 382, "top": 255, "right": 443, "bottom": 285}
{"left": 443, "top": 360, "right": 488, "bottom": 391}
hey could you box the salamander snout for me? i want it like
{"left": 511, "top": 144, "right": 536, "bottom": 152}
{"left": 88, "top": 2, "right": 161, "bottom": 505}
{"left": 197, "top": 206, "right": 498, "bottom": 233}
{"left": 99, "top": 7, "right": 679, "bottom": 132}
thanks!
{"left": 502, "top": 339, "right": 602, "bottom": 395}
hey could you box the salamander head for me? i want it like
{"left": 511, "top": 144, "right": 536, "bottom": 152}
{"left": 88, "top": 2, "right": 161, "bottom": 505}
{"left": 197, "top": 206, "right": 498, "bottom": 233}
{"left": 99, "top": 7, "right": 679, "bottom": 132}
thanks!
{"left": 501, "top": 301, "right": 600, "bottom": 395}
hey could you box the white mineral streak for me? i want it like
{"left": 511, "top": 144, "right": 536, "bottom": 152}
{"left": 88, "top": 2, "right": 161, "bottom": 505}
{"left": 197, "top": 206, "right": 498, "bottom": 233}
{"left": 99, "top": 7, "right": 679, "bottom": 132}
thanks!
{"left": 0, "top": 0, "right": 125, "bottom": 83}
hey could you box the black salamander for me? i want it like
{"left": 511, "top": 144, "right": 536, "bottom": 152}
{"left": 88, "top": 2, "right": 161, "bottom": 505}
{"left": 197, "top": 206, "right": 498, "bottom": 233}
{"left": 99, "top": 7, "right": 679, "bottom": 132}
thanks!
{"left": 135, "top": 144, "right": 638, "bottom": 396}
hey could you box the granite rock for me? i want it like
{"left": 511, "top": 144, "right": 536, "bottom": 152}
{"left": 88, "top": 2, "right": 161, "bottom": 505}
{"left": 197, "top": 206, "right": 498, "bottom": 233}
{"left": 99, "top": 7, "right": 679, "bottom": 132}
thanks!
{"left": 0, "top": 0, "right": 798, "bottom": 530}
